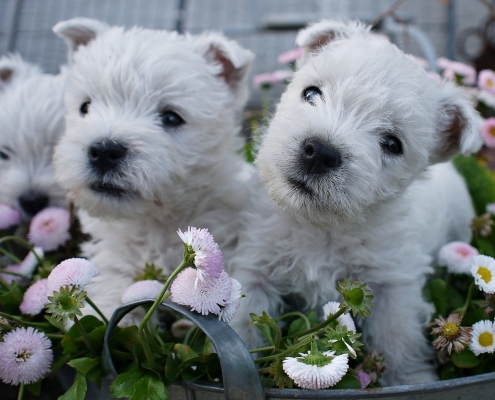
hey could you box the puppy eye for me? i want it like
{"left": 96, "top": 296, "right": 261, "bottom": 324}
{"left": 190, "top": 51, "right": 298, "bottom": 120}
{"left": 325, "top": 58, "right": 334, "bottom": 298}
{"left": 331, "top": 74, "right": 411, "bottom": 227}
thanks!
{"left": 160, "top": 111, "right": 185, "bottom": 128}
{"left": 0, "top": 150, "right": 10, "bottom": 160}
{"left": 80, "top": 101, "right": 91, "bottom": 116}
{"left": 302, "top": 86, "right": 323, "bottom": 105}
{"left": 381, "top": 135, "right": 403, "bottom": 155}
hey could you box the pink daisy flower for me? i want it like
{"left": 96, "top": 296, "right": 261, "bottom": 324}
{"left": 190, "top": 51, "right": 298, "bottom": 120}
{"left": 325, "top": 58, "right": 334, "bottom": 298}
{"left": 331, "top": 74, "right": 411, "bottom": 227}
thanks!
{"left": 482, "top": 118, "right": 495, "bottom": 148}
{"left": 219, "top": 277, "right": 242, "bottom": 323}
{"left": 177, "top": 227, "right": 224, "bottom": 287}
{"left": 121, "top": 280, "right": 164, "bottom": 304}
{"left": 438, "top": 241, "right": 479, "bottom": 274}
{"left": 20, "top": 279, "right": 48, "bottom": 315}
{"left": 252, "top": 72, "right": 279, "bottom": 89}
{"left": 0, "top": 204, "right": 21, "bottom": 230}
{"left": 171, "top": 267, "right": 232, "bottom": 316}
{"left": 277, "top": 47, "right": 304, "bottom": 64}
{"left": 46, "top": 258, "right": 99, "bottom": 295}
{"left": 437, "top": 57, "right": 476, "bottom": 85}
{"left": 478, "top": 69, "right": 495, "bottom": 94}
{"left": 0, "top": 327, "right": 53, "bottom": 385}
{"left": 356, "top": 371, "right": 372, "bottom": 388}
{"left": 322, "top": 301, "right": 357, "bottom": 333}
{"left": 1, "top": 247, "right": 44, "bottom": 285}
{"left": 478, "top": 89, "right": 495, "bottom": 109}
{"left": 28, "top": 207, "right": 70, "bottom": 251}
{"left": 272, "top": 69, "right": 293, "bottom": 84}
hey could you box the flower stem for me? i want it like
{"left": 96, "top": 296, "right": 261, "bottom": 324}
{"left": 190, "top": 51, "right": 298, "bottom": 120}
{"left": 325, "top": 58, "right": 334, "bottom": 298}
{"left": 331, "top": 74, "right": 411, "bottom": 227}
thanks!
{"left": 46, "top": 333, "right": 65, "bottom": 340}
{"left": 0, "top": 311, "right": 51, "bottom": 329}
{"left": 455, "top": 282, "right": 476, "bottom": 317}
{"left": 85, "top": 296, "right": 109, "bottom": 325}
{"left": 17, "top": 382, "right": 24, "bottom": 400}
{"left": 296, "top": 307, "right": 346, "bottom": 338}
{"left": 139, "top": 258, "right": 191, "bottom": 370}
{"left": 249, "top": 346, "right": 274, "bottom": 354}
{"left": 0, "top": 248, "right": 22, "bottom": 264}
{"left": 0, "top": 236, "right": 43, "bottom": 266}
{"left": 276, "top": 311, "right": 311, "bottom": 331}
{"left": 254, "top": 335, "right": 314, "bottom": 364}
{"left": 73, "top": 316, "right": 96, "bottom": 352}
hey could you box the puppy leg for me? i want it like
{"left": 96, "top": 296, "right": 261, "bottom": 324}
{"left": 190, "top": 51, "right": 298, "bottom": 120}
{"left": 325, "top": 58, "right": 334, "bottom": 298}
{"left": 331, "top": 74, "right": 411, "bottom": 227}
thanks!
{"left": 363, "top": 281, "right": 436, "bottom": 386}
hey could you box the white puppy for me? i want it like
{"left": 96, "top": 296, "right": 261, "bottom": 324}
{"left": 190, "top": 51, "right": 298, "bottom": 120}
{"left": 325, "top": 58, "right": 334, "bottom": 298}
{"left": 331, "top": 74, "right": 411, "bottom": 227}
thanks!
{"left": 230, "top": 20, "right": 482, "bottom": 386}
{"left": 52, "top": 18, "right": 256, "bottom": 323}
{"left": 0, "top": 55, "right": 67, "bottom": 222}
{"left": 0, "top": 53, "right": 41, "bottom": 94}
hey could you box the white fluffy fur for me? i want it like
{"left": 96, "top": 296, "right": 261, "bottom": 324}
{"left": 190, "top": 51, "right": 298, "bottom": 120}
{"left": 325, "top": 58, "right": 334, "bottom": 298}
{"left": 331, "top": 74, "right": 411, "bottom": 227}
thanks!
{"left": 0, "top": 55, "right": 67, "bottom": 222}
{"left": 229, "top": 20, "right": 482, "bottom": 386}
{"left": 0, "top": 53, "right": 41, "bottom": 94}
{"left": 52, "top": 18, "right": 256, "bottom": 324}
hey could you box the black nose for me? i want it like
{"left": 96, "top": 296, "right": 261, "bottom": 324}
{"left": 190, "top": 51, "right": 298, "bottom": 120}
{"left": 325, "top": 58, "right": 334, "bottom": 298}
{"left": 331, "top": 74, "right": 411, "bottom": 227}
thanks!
{"left": 19, "top": 192, "right": 49, "bottom": 216}
{"left": 301, "top": 137, "right": 342, "bottom": 174}
{"left": 88, "top": 141, "right": 127, "bottom": 174}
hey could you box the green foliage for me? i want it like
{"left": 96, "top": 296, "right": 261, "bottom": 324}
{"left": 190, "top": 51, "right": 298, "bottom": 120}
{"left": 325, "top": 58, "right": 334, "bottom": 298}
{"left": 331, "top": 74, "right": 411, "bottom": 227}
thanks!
{"left": 453, "top": 155, "right": 495, "bottom": 216}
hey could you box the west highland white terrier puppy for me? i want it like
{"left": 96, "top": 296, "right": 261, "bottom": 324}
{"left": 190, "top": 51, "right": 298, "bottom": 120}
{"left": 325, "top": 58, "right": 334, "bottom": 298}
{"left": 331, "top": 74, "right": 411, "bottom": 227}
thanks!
{"left": 230, "top": 20, "right": 483, "bottom": 386}
{"left": 52, "top": 18, "right": 255, "bottom": 323}
{"left": 0, "top": 55, "right": 67, "bottom": 223}
{"left": 0, "top": 53, "right": 41, "bottom": 94}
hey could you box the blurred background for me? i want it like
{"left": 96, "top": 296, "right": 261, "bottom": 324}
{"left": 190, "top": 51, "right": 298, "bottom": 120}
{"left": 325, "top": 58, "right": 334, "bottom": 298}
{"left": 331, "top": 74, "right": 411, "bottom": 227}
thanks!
{"left": 0, "top": 0, "right": 493, "bottom": 108}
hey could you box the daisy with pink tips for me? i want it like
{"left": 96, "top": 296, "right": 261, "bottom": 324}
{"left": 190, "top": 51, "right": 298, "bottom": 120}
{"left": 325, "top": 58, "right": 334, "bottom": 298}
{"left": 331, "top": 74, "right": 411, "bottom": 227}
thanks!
{"left": 177, "top": 226, "right": 224, "bottom": 287}
{"left": 252, "top": 72, "right": 279, "bottom": 89}
{"left": 478, "top": 69, "right": 495, "bottom": 94}
{"left": 1, "top": 247, "right": 44, "bottom": 285}
{"left": 28, "top": 206, "right": 70, "bottom": 251}
{"left": 0, "top": 327, "right": 53, "bottom": 385}
{"left": 46, "top": 258, "right": 99, "bottom": 295}
{"left": 171, "top": 267, "right": 232, "bottom": 316}
{"left": 20, "top": 279, "right": 48, "bottom": 315}
{"left": 0, "top": 203, "right": 21, "bottom": 230}
{"left": 277, "top": 47, "right": 304, "bottom": 64}
{"left": 481, "top": 118, "right": 495, "bottom": 148}
{"left": 438, "top": 241, "right": 479, "bottom": 274}
{"left": 121, "top": 280, "right": 164, "bottom": 304}
{"left": 219, "top": 277, "right": 243, "bottom": 323}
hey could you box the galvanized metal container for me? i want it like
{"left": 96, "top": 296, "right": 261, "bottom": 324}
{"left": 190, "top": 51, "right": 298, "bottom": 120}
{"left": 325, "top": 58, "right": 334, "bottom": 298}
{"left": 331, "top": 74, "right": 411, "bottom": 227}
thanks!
{"left": 102, "top": 300, "right": 495, "bottom": 400}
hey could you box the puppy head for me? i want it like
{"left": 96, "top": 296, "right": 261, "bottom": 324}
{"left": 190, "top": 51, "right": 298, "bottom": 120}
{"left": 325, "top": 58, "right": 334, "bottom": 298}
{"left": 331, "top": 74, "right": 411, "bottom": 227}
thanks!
{"left": 0, "top": 53, "right": 41, "bottom": 94}
{"left": 0, "top": 72, "right": 67, "bottom": 221}
{"left": 256, "top": 20, "right": 482, "bottom": 230}
{"left": 53, "top": 18, "right": 254, "bottom": 219}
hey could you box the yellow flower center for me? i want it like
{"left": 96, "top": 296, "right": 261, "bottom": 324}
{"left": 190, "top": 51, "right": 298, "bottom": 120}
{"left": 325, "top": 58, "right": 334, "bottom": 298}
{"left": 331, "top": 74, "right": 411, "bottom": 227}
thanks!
{"left": 442, "top": 322, "right": 460, "bottom": 340}
{"left": 479, "top": 332, "right": 494, "bottom": 347}
{"left": 477, "top": 266, "right": 492, "bottom": 283}
{"left": 488, "top": 79, "right": 494, "bottom": 89}
{"left": 490, "top": 127, "right": 495, "bottom": 138}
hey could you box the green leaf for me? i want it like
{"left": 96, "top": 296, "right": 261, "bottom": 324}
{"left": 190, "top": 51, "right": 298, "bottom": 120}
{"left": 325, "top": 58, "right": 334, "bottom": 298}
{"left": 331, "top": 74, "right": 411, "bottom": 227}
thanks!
{"left": 0, "top": 281, "right": 23, "bottom": 305}
{"left": 25, "top": 379, "right": 42, "bottom": 396}
{"left": 62, "top": 316, "right": 104, "bottom": 356}
{"left": 451, "top": 347, "right": 481, "bottom": 369}
{"left": 446, "top": 285, "right": 465, "bottom": 311}
{"left": 164, "top": 353, "right": 181, "bottom": 383}
{"left": 173, "top": 343, "right": 198, "bottom": 363}
{"left": 287, "top": 317, "right": 308, "bottom": 337}
{"left": 205, "top": 353, "right": 222, "bottom": 383}
{"left": 58, "top": 371, "right": 87, "bottom": 400}
{"left": 181, "top": 362, "right": 206, "bottom": 381}
{"left": 68, "top": 357, "right": 100, "bottom": 375}
{"left": 44, "top": 314, "right": 66, "bottom": 331}
{"left": 110, "top": 368, "right": 146, "bottom": 398}
{"left": 269, "top": 358, "right": 293, "bottom": 389}
{"left": 130, "top": 374, "right": 169, "bottom": 400}
{"left": 423, "top": 278, "right": 448, "bottom": 316}
{"left": 332, "top": 374, "right": 362, "bottom": 389}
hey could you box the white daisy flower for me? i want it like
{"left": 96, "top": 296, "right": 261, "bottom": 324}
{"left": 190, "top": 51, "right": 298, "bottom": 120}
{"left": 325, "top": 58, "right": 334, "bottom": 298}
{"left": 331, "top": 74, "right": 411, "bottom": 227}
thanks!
{"left": 322, "top": 301, "right": 356, "bottom": 333}
{"left": 282, "top": 342, "right": 349, "bottom": 389}
{"left": 471, "top": 255, "right": 495, "bottom": 294}
{"left": 469, "top": 320, "right": 495, "bottom": 356}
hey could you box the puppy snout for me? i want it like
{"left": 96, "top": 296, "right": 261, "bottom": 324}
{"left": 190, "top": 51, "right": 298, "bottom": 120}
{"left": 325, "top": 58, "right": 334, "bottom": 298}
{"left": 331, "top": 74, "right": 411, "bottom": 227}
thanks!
{"left": 19, "top": 192, "right": 49, "bottom": 216}
{"left": 301, "top": 137, "right": 342, "bottom": 174}
{"left": 88, "top": 141, "right": 127, "bottom": 174}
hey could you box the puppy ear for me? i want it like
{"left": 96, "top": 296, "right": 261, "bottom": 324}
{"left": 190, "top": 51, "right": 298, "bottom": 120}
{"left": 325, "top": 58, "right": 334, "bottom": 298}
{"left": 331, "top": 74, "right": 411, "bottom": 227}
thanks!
{"left": 296, "top": 20, "right": 370, "bottom": 67}
{"left": 431, "top": 84, "right": 483, "bottom": 164}
{"left": 53, "top": 17, "right": 109, "bottom": 63}
{"left": 0, "top": 53, "right": 40, "bottom": 92}
{"left": 195, "top": 32, "right": 254, "bottom": 108}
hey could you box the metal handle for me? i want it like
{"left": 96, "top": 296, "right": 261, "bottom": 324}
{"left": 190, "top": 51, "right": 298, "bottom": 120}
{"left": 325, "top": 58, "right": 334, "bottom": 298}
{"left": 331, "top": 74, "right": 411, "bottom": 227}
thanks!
{"left": 102, "top": 298, "right": 265, "bottom": 400}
